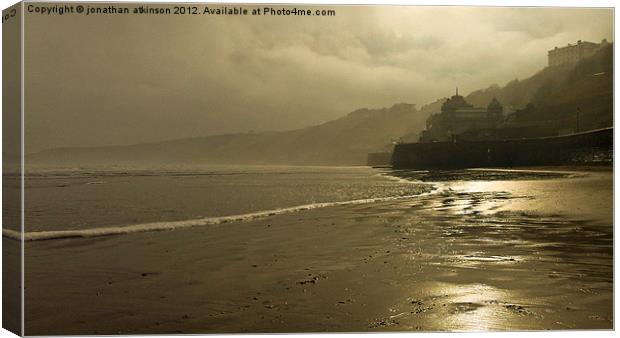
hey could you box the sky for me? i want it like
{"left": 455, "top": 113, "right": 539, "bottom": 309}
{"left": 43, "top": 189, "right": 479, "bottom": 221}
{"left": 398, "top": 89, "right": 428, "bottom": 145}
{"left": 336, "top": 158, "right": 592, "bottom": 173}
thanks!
{"left": 24, "top": 4, "right": 613, "bottom": 152}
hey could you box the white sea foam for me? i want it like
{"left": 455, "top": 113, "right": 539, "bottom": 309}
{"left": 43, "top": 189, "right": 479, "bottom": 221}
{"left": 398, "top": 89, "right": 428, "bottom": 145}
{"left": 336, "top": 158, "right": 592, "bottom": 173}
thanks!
{"left": 3, "top": 191, "right": 435, "bottom": 242}
{"left": 377, "top": 171, "right": 428, "bottom": 184}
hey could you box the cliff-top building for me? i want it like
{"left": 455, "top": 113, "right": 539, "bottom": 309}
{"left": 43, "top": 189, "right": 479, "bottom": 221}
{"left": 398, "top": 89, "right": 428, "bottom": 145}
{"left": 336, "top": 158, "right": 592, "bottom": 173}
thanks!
{"left": 419, "top": 89, "right": 504, "bottom": 142}
{"left": 548, "top": 39, "right": 608, "bottom": 67}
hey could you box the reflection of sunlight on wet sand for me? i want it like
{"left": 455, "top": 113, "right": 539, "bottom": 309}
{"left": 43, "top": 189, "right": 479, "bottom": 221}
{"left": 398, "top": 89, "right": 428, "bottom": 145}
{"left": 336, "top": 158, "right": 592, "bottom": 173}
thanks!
{"left": 436, "top": 253, "right": 522, "bottom": 269}
{"left": 450, "top": 173, "right": 611, "bottom": 225}
{"left": 383, "top": 170, "right": 612, "bottom": 332}
{"left": 447, "top": 180, "right": 537, "bottom": 215}
{"left": 455, "top": 180, "right": 526, "bottom": 194}
{"left": 432, "top": 283, "right": 510, "bottom": 331}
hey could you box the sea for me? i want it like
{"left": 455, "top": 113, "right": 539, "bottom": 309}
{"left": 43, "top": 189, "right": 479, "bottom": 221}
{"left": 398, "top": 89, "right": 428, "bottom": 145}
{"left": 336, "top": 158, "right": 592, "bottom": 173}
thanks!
{"left": 11, "top": 165, "right": 434, "bottom": 241}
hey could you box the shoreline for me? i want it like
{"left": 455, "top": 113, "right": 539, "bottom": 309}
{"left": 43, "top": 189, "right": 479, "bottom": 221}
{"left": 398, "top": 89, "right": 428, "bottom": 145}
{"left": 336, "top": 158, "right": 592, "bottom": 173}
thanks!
{"left": 22, "top": 169, "right": 613, "bottom": 334}
{"left": 7, "top": 187, "right": 437, "bottom": 242}
{"left": 484, "top": 164, "right": 613, "bottom": 173}
{"left": 8, "top": 165, "right": 608, "bottom": 242}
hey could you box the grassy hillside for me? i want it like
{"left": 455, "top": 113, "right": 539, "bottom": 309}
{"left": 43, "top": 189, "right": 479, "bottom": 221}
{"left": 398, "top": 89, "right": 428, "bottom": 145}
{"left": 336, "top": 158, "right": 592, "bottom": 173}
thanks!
{"left": 464, "top": 64, "right": 574, "bottom": 111}
{"left": 520, "top": 44, "right": 613, "bottom": 130}
{"left": 465, "top": 43, "right": 612, "bottom": 131}
{"left": 29, "top": 103, "right": 431, "bottom": 166}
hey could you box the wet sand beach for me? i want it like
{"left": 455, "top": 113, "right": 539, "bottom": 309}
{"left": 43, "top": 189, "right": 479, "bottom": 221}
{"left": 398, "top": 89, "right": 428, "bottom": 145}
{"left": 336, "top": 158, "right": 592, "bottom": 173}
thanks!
{"left": 22, "top": 168, "right": 612, "bottom": 334}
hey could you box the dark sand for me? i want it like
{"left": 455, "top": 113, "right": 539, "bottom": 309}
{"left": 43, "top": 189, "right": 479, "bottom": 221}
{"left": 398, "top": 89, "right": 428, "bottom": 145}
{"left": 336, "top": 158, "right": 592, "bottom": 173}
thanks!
{"left": 22, "top": 169, "right": 612, "bottom": 334}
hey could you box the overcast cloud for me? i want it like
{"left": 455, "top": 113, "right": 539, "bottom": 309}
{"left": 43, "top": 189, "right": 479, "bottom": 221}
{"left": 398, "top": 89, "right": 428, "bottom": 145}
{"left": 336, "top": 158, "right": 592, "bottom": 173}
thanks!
{"left": 24, "top": 5, "right": 613, "bottom": 152}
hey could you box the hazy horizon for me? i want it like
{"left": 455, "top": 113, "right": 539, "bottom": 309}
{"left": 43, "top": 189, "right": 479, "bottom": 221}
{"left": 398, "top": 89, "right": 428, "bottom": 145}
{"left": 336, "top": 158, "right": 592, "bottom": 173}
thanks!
{"left": 24, "top": 5, "right": 613, "bottom": 152}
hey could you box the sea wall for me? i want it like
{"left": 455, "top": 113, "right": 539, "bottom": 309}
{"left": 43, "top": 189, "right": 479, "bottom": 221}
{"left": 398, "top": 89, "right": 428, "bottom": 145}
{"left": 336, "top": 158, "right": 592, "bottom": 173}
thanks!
{"left": 366, "top": 152, "right": 392, "bottom": 167}
{"left": 392, "top": 127, "right": 612, "bottom": 169}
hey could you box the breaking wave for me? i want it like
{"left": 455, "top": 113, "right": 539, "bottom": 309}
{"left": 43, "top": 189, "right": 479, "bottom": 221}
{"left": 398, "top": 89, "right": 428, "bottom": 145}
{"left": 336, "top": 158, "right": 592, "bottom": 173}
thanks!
{"left": 3, "top": 190, "right": 434, "bottom": 242}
